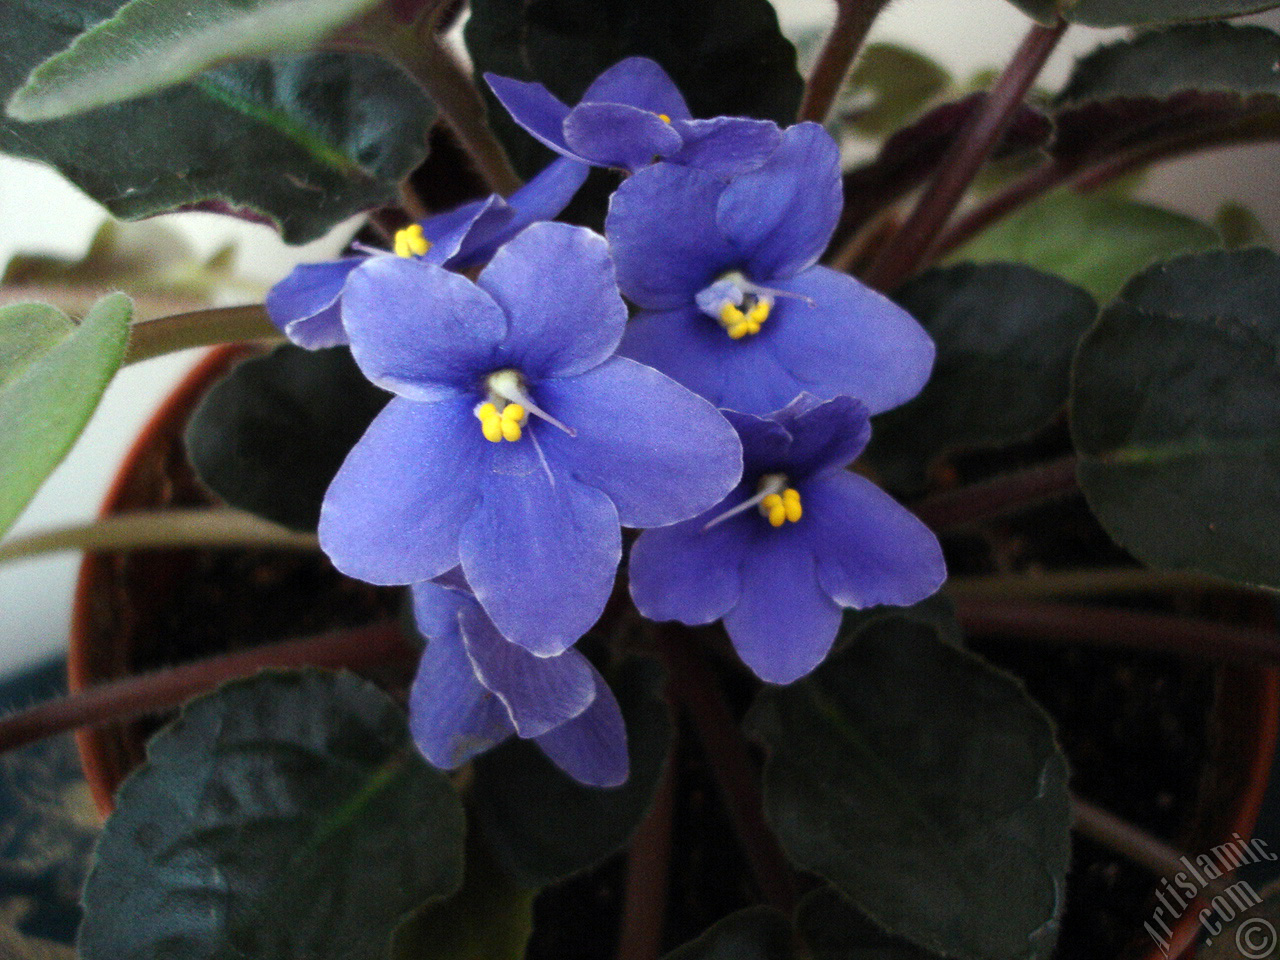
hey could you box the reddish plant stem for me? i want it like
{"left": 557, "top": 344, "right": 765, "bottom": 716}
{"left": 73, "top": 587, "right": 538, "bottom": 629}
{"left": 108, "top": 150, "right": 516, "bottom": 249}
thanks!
{"left": 656, "top": 627, "right": 798, "bottom": 913}
{"left": 956, "top": 598, "right": 1280, "bottom": 667}
{"left": 863, "top": 18, "right": 1067, "bottom": 292}
{"left": 617, "top": 753, "right": 678, "bottom": 960}
{"left": 931, "top": 158, "right": 1070, "bottom": 258}
{"left": 0, "top": 623, "right": 415, "bottom": 755}
{"left": 911, "top": 455, "right": 1079, "bottom": 532}
{"left": 797, "top": 0, "right": 893, "bottom": 124}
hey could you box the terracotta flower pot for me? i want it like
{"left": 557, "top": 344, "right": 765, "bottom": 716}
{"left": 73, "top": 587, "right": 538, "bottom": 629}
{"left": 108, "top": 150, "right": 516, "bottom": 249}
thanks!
{"left": 67, "top": 345, "right": 1280, "bottom": 960}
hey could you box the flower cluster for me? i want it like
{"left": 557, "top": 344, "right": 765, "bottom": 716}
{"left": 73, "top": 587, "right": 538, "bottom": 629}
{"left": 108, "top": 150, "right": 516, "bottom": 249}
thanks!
{"left": 269, "top": 58, "right": 946, "bottom": 787}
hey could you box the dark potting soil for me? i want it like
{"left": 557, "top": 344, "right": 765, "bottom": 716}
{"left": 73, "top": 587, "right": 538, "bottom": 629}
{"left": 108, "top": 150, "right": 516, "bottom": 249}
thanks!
{"left": 89, "top": 381, "right": 1229, "bottom": 960}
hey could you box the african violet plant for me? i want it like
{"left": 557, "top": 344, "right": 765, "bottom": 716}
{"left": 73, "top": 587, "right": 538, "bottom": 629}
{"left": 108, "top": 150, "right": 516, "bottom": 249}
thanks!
{"left": 2, "top": 0, "right": 1280, "bottom": 957}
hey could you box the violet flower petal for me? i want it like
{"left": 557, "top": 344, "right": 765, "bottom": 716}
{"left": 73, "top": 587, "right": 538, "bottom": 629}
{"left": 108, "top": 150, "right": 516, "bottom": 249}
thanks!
{"left": 579, "top": 56, "right": 691, "bottom": 119}
{"left": 606, "top": 163, "right": 738, "bottom": 310}
{"left": 343, "top": 256, "right": 506, "bottom": 401}
{"left": 564, "top": 102, "right": 683, "bottom": 170}
{"left": 668, "top": 116, "right": 782, "bottom": 176}
{"left": 536, "top": 357, "right": 743, "bottom": 527}
{"left": 485, "top": 73, "right": 576, "bottom": 156}
{"left": 420, "top": 195, "right": 515, "bottom": 266}
{"left": 458, "top": 438, "right": 622, "bottom": 656}
{"left": 408, "top": 588, "right": 515, "bottom": 769}
{"left": 767, "top": 266, "right": 935, "bottom": 416}
{"left": 458, "top": 600, "right": 597, "bottom": 738}
{"left": 721, "top": 531, "right": 843, "bottom": 685}
{"left": 715, "top": 122, "right": 842, "bottom": 281}
{"left": 318, "top": 396, "right": 482, "bottom": 585}
{"left": 479, "top": 222, "right": 628, "bottom": 379}
{"left": 627, "top": 491, "right": 751, "bottom": 624}
{"left": 265, "top": 257, "right": 363, "bottom": 349}
{"left": 767, "top": 394, "right": 872, "bottom": 479}
{"left": 534, "top": 667, "right": 630, "bottom": 788}
{"left": 805, "top": 471, "right": 947, "bottom": 610}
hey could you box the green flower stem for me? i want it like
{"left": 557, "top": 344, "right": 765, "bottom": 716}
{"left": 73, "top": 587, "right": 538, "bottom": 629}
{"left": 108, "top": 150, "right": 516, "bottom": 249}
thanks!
{"left": 386, "top": 32, "right": 522, "bottom": 197}
{"left": 947, "top": 568, "right": 1238, "bottom": 601}
{"left": 0, "top": 508, "right": 317, "bottom": 566}
{"left": 1071, "top": 796, "right": 1235, "bottom": 903}
{"left": 797, "top": 0, "right": 894, "bottom": 124}
{"left": 863, "top": 17, "right": 1068, "bottom": 292}
{"left": 124, "top": 305, "right": 281, "bottom": 366}
{"left": 617, "top": 751, "right": 678, "bottom": 960}
{"left": 955, "top": 598, "right": 1280, "bottom": 667}
{"left": 656, "top": 625, "right": 798, "bottom": 913}
{"left": 910, "top": 455, "right": 1079, "bottom": 532}
{"left": 0, "top": 622, "right": 414, "bottom": 756}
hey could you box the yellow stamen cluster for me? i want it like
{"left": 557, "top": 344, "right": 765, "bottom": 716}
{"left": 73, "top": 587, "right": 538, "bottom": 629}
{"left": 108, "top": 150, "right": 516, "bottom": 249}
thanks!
{"left": 476, "top": 402, "right": 525, "bottom": 442}
{"left": 657, "top": 113, "right": 671, "bottom": 123}
{"left": 719, "top": 299, "right": 771, "bottom": 339}
{"left": 394, "top": 224, "right": 431, "bottom": 258}
{"left": 760, "top": 488, "right": 802, "bottom": 528}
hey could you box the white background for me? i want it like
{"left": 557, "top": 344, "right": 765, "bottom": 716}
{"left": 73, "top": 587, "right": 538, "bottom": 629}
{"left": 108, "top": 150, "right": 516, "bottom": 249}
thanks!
{"left": 1, "top": 0, "right": 1278, "bottom": 670}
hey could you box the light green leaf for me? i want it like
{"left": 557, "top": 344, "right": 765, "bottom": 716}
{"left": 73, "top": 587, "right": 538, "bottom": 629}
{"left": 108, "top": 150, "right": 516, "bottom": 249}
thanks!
{"left": 0, "top": 294, "right": 130, "bottom": 539}
{"left": 7, "top": 0, "right": 383, "bottom": 121}
{"left": 949, "top": 191, "right": 1220, "bottom": 303}
{"left": 841, "top": 44, "right": 950, "bottom": 136}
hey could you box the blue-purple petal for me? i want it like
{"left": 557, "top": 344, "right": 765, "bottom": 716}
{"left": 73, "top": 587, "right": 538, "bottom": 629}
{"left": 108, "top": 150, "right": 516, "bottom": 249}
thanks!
{"left": 715, "top": 122, "right": 842, "bottom": 281}
{"left": 721, "top": 410, "right": 795, "bottom": 478}
{"left": 804, "top": 471, "right": 946, "bottom": 610}
{"left": 606, "top": 164, "right": 739, "bottom": 310}
{"left": 421, "top": 196, "right": 514, "bottom": 267}
{"left": 478, "top": 222, "right": 628, "bottom": 380}
{"left": 564, "top": 102, "right": 683, "bottom": 171}
{"left": 343, "top": 256, "right": 506, "bottom": 401}
{"left": 318, "top": 396, "right": 482, "bottom": 585}
{"left": 265, "top": 257, "right": 363, "bottom": 349}
{"left": 770, "top": 394, "right": 872, "bottom": 479}
{"left": 534, "top": 668, "right": 630, "bottom": 787}
{"left": 722, "top": 530, "right": 842, "bottom": 684}
{"left": 628, "top": 494, "right": 751, "bottom": 625}
{"left": 767, "top": 266, "right": 935, "bottom": 416}
{"left": 459, "top": 437, "right": 622, "bottom": 656}
{"left": 408, "top": 585, "right": 514, "bottom": 769}
{"left": 580, "top": 57, "right": 691, "bottom": 120}
{"left": 535, "top": 357, "right": 742, "bottom": 528}
{"left": 455, "top": 157, "right": 590, "bottom": 268}
{"left": 458, "top": 601, "right": 597, "bottom": 737}
{"left": 485, "top": 74, "right": 575, "bottom": 156}
{"left": 668, "top": 117, "right": 782, "bottom": 176}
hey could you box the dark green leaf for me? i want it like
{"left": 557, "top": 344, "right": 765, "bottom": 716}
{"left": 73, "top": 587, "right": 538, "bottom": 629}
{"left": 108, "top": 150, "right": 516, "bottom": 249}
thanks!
{"left": 472, "top": 658, "right": 672, "bottom": 887}
{"left": 665, "top": 907, "right": 793, "bottom": 960}
{"left": 391, "top": 837, "right": 535, "bottom": 960}
{"left": 1003, "top": 0, "right": 1280, "bottom": 26}
{"left": 0, "top": 294, "right": 130, "bottom": 538}
{"left": 186, "top": 345, "right": 389, "bottom": 532}
{"left": 746, "top": 617, "right": 1070, "bottom": 960}
{"left": 79, "top": 669, "right": 466, "bottom": 960}
{"left": 948, "top": 192, "right": 1219, "bottom": 303}
{"left": 866, "top": 263, "right": 1097, "bottom": 492}
{"left": 465, "top": 0, "right": 802, "bottom": 179}
{"left": 7, "top": 0, "right": 383, "bottom": 120}
{"left": 0, "top": 1, "right": 433, "bottom": 244}
{"left": 797, "top": 888, "right": 945, "bottom": 960}
{"left": 841, "top": 44, "right": 950, "bottom": 137}
{"left": 838, "top": 95, "right": 1051, "bottom": 240}
{"left": 1048, "top": 26, "right": 1280, "bottom": 189}
{"left": 836, "top": 594, "right": 964, "bottom": 652}
{"left": 1071, "top": 248, "right": 1280, "bottom": 589}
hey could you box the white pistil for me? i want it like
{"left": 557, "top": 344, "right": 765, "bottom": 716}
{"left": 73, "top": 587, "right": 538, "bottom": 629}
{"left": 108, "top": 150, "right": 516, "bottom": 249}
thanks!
{"left": 486, "top": 369, "right": 576, "bottom": 437}
{"left": 703, "top": 473, "right": 789, "bottom": 531}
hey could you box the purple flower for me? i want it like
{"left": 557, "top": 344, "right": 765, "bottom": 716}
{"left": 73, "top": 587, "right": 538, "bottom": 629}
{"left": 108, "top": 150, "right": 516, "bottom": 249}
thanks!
{"left": 318, "top": 221, "right": 743, "bottom": 655}
{"left": 265, "top": 156, "right": 589, "bottom": 349}
{"left": 410, "top": 575, "right": 628, "bottom": 787}
{"left": 607, "top": 123, "right": 936, "bottom": 417}
{"left": 629, "top": 395, "right": 945, "bottom": 685}
{"left": 486, "top": 57, "right": 781, "bottom": 175}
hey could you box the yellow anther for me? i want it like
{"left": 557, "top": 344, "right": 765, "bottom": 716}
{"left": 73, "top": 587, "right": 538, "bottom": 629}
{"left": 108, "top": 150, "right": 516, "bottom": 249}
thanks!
{"left": 475, "top": 400, "right": 527, "bottom": 442}
{"left": 658, "top": 113, "right": 671, "bottom": 123}
{"left": 394, "top": 224, "right": 431, "bottom": 258}
{"left": 480, "top": 417, "right": 503, "bottom": 443}
{"left": 747, "top": 299, "right": 771, "bottom": 324}
{"left": 501, "top": 403, "right": 524, "bottom": 422}
{"left": 783, "top": 488, "right": 802, "bottom": 523}
{"left": 720, "top": 302, "right": 745, "bottom": 325}
{"left": 501, "top": 419, "right": 522, "bottom": 442}
{"left": 478, "top": 401, "right": 498, "bottom": 419}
